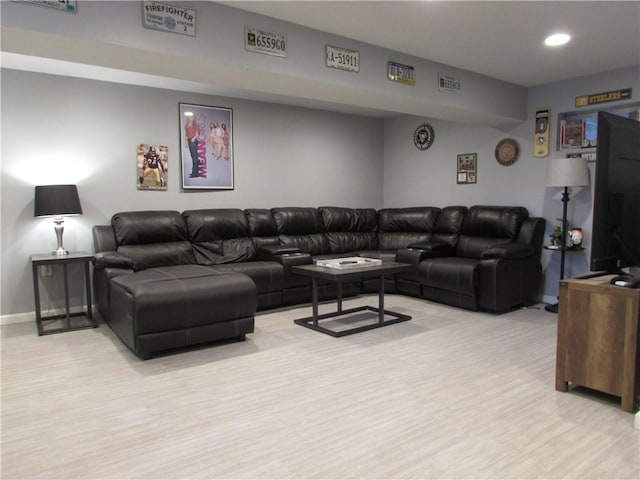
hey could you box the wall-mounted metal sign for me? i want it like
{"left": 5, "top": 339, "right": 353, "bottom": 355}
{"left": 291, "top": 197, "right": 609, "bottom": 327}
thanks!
{"left": 16, "top": 0, "right": 77, "bottom": 13}
{"left": 388, "top": 61, "right": 415, "bottom": 86}
{"left": 326, "top": 45, "right": 359, "bottom": 73}
{"left": 142, "top": 1, "right": 196, "bottom": 36}
{"left": 575, "top": 88, "right": 632, "bottom": 107}
{"left": 245, "top": 26, "right": 287, "bottom": 57}
{"left": 438, "top": 73, "right": 462, "bottom": 94}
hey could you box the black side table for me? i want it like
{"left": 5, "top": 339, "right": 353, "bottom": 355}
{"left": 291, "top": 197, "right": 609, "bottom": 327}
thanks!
{"left": 31, "top": 252, "right": 97, "bottom": 335}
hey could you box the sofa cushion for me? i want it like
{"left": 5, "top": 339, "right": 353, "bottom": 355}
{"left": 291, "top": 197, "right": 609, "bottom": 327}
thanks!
{"left": 210, "top": 261, "right": 284, "bottom": 294}
{"left": 456, "top": 206, "right": 530, "bottom": 259}
{"left": 431, "top": 206, "right": 467, "bottom": 246}
{"left": 272, "top": 207, "right": 329, "bottom": 255}
{"left": 113, "top": 211, "right": 189, "bottom": 245}
{"left": 245, "top": 208, "right": 280, "bottom": 250}
{"left": 183, "top": 209, "right": 255, "bottom": 264}
{"left": 418, "top": 257, "right": 478, "bottom": 296}
{"left": 320, "top": 206, "right": 378, "bottom": 254}
{"left": 377, "top": 207, "right": 440, "bottom": 250}
{"left": 110, "top": 266, "right": 256, "bottom": 335}
{"left": 461, "top": 205, "right": 528, "bottom": 239}
{"left": 111, "top": 211, "right": 195, "bottom": 270}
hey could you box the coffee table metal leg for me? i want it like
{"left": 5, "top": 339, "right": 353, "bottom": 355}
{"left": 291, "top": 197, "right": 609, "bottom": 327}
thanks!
{"left": 378, "top": 274, "right": 385, "bottom": 323}
{"left": 312, "top": 277, "right": 319, "bottom": 326}
{"left": 337, "top": 280, "right": 343, "bottom": 313}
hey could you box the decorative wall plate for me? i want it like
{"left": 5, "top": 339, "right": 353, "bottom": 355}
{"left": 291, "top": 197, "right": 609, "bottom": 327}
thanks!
{"left": 414, "top": 123, "right": 435, "bottom": 150}
{"left": 495, "top": 138, "right": 520, "bottom": 166}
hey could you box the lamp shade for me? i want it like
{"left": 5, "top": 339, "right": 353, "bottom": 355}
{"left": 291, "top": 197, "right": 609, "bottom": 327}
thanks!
{"left": 545, "top": 157, "right": 589, "bottom": 188}
{"left": 34, "top": 185, "right": 83, "bottom": 217}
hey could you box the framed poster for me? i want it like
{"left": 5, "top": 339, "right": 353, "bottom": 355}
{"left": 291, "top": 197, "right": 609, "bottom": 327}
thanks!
{"left": 457, "top": 153, "right": 477, "bottom": 184}
{"left": 179, "top": 103, "right": 233, "bottom": 190}
{"left": 137, "top": 144, "right": 168, "bottom": 190}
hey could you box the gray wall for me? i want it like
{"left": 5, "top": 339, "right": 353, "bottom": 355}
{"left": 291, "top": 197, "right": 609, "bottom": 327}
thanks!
{"left": 0, "top": 69, "right": 383, "bottom": 317}
{"left": 383, "top": 65, "right": 640, "bottom": 303}
{"left": 2, "top": 65, "right": 638, "bottom": 318}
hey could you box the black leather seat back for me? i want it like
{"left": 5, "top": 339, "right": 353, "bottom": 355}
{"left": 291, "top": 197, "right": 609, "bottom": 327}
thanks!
{"left": 456, "top": 205, "right": 529, "bottom": 258}
{"left": 245, "top": 208, "right": 280, "bottom": 250}
{"left": 430, "top": 206, "right": 467, "bottom": 246}
{"left": 319, "top": 206, "right": 378, "bottom": 254}
{"left": 377, "top": 207, "right": 440, "bottom": 250}
{"left": 272, "top": 207, "right": 329, "bottom": 255}
{"left": 183, "top": 209, "right": 255, "bottom": 264}
{"left": 112, "top": 211, "right": 195, "bottom": 270}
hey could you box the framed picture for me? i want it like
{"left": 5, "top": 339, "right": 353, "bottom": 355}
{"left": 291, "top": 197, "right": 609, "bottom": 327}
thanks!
{"left": 137, "top": 144, "right": 168, "bottom": 190}
{"left": 179, "top": 103, "right": 233, "bottom": 190}
{"left": 457, "top": 153, "right": 477, "bottom": 184}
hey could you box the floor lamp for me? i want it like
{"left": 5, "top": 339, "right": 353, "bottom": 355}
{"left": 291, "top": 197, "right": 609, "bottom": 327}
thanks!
{"left": 544, "top": 157, "right": 589, "bottom": 313}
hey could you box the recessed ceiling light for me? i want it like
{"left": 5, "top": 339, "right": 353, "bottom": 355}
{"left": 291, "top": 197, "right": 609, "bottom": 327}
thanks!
{"left": 545, "top": 33, "right": 571, "bottom": 47}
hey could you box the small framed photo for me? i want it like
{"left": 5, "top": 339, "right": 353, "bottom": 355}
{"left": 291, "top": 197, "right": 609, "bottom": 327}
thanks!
{"left": 457, "top": 153, "right": 477, "bottom": 184}
{"left": 179, "top": 103, "right": 234, "bottom": 190}
{"left": 137, "top": 144, "right": 168, "bottom": 190}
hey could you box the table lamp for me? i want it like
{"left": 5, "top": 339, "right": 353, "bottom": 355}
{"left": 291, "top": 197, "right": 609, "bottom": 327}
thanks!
{"left": 544, "top": 157, "right": 589, "bottom": 313}
{"left": 34, "top": 185, "right": 83, "bottom": 256}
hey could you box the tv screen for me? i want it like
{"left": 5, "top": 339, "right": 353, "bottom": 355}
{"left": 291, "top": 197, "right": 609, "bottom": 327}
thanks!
{"left": 590, "top": 111, "right": 640, "bottom": 274}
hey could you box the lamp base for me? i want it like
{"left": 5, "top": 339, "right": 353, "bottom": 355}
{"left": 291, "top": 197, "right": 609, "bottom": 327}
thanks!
{"left": 52, "top": 217, "right": 69, "bottom": 256}
{"left": 545, "top": 303, "right": 559, "bottom": 313}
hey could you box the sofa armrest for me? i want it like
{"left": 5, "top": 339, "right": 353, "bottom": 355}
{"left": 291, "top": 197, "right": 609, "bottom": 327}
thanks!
{"left": 93, "top": 251, "right": 135, "bottom": 271}
{"left": 257, "top": 245, "right": 302, "bottom": 258}
{"left": 257, "top": 245, "right": 311, "bottom": 265}
{"left": 408, "top": 241, "right": 455, "bottom": 256}
{"left": 396, "top": 242, "right": 455, "bottom": 265}
{"left": 481, "top": 242, "right": 533, "bottom": 259}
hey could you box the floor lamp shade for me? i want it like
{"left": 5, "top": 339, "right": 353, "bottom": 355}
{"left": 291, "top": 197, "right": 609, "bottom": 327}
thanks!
{"left": 34, "top": 185, "right": 83, "bottom": 256}
{"left": 545, "top": 157, "right": 589, "bottom": 188}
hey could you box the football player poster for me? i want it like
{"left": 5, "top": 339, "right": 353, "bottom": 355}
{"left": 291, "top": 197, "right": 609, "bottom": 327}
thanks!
{"left": 137, "top": 144, "right": 168, "bottom": 190}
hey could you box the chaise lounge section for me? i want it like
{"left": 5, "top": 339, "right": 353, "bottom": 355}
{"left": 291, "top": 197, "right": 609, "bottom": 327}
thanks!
{"left": 92, "top": 205, "right": 545, "bottom": 359}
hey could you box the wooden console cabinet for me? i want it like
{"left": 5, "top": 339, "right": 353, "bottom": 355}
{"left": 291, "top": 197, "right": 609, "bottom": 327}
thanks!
{"left": 556, "top": 275, "right": 640, "bottom": 413}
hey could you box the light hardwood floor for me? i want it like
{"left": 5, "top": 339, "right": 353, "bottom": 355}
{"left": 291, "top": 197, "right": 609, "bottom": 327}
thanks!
{"left": 2, "top": 295, "right": 638, "bottom": 479}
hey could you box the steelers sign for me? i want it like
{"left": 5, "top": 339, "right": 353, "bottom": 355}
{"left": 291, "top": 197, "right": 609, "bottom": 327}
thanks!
{"left": 414, "top": 123, "right": 435, "bottom": 151}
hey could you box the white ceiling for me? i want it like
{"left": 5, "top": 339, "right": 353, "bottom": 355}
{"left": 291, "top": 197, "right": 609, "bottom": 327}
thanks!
{"left": 218, "top": 0, "right": 640, "bottom": 87}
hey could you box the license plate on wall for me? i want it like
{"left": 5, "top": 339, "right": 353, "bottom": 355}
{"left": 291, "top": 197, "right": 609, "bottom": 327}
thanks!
{"left": 245, "top": 26, "right": 287, "bottom": 57}
{"left": 388, "top": 61, "right": 415, "bottom": 85}
{"left": 326, "top": 45, "right": 360, "bottom": 73}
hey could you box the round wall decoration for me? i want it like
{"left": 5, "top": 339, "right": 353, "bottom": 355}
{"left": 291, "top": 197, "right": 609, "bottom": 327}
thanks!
{"left": 413, "top": 123, "right": 435, "bottom": 150}
{"left": 495, "top": 138, "right": 520, "bottom": 166}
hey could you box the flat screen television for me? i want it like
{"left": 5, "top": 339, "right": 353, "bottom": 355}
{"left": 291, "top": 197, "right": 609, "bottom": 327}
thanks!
{"left": 590, "top": 111, "right": 640, "bottom": 277}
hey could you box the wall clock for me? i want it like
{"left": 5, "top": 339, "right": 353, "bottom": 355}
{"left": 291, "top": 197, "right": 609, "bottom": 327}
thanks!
{"left": 414, "top": 123, "right": 435, "bottom": 150}
{"left": 495, "top": 138, "right": 520, "bottom": 166}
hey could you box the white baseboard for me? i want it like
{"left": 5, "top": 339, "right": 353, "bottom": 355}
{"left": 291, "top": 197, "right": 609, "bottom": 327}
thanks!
{"left": 0, "top": 312, "right": 34, "bottom": 326}
{"left": 1, "top": 307, "right": 88, "bottom": 326}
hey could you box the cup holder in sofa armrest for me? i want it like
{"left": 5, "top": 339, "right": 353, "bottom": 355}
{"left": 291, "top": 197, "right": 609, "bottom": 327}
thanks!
{"left": 256, "top": 245, "right": 310, "bottom": 266}
{"left": 396, "top": 242, "right": 454, "bottom": 265}
{"left": 406, "top": 241, "right": 455, "bottom": 256}
{"left": 258, "top": 245, "right": 302, "bottom": 256}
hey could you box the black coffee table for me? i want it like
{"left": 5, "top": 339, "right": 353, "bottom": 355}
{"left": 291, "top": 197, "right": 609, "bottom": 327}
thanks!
{"left": 291, "top": 261, "right": 413, "bottom": 337}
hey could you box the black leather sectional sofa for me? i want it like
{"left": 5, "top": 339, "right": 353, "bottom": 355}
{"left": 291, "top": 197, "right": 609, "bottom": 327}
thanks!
{"left": 92, "top": 205, "right": 545, "bottom": 359}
